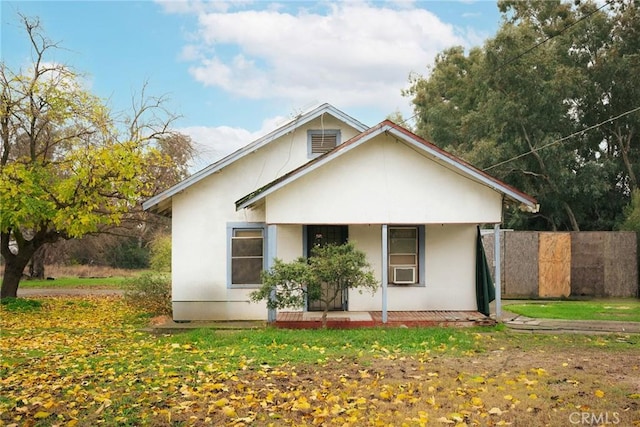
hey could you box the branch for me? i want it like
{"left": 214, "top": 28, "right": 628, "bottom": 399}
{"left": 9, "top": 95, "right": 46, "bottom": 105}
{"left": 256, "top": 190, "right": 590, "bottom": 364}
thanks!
{"left": 126, "top": 81, "right": 181, "bottom": 144}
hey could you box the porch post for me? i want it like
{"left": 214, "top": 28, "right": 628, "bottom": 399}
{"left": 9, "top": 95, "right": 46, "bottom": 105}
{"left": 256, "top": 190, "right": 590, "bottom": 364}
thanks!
{"left": 381, "top": 224, "right": 388, "bottom": 323}
{"left": 493, "top": 223, "right": 502, "bottom": 320}
{"left": 267, "top": 224, "right": 277, "bottom": 323}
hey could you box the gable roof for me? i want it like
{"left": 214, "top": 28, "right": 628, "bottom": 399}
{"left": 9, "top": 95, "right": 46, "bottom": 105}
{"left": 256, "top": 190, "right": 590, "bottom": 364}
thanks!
{"left": 235, "top": 120, "right": 539, "bottom": 213}
{"left": 142, "top": 103, "right": 369, "bottom": 216}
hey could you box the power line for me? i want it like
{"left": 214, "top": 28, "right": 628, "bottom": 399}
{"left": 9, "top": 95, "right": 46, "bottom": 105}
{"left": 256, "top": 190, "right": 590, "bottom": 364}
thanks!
{"left": 483, "top": 105, "right": 640, "bottom": 172}
{"left": 493, "top": 0, "right": 613, "bottom": 73}
{"left": 399, "top": 0, "right": 613, "bottom": 129}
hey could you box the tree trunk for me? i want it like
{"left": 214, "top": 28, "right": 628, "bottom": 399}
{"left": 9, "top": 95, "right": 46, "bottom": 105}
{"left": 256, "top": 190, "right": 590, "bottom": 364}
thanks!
{"left": 28, "top": 245, "right": 46, "bottom": 279}
{"left": 1, "top": 254, "right": 32, "bottom": 299}
{"left": 321, "top": 308, "right": 329, "bottom": 329}
{"left": 1, "top": 228, "right": 60, "bottom": 299}
{"left": 619, "top": 133, "right": 638, "bottom": 192}
{"left": 563, "top": 202, "right": 580, "bottom": 232}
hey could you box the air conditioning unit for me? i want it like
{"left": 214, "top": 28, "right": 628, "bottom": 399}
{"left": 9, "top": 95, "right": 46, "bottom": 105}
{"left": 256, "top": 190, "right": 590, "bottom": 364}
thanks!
{"left": 393, "top": 266, "right": 416, "bottom": 284}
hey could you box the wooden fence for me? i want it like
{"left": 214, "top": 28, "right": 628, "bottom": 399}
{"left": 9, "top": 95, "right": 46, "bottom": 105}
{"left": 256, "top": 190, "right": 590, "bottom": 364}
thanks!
{"left": 482, "top": 231, "right": 639, "bottom": 298}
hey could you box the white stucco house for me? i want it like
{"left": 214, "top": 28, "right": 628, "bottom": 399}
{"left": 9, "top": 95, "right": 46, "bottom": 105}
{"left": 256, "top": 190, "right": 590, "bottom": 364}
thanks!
{"left": 143, "top": 103, "right": 538, "bottom": 322}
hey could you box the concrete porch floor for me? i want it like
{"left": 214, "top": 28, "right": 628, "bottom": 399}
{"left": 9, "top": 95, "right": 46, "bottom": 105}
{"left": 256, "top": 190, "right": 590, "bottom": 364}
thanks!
{"left": 275, "top": 310, "right": 494, "bottom": 329}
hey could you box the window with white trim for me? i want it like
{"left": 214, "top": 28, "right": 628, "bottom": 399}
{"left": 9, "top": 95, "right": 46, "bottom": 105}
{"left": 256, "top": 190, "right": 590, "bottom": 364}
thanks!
{"left": 308, "top": 129, "right": 341, "bottom": 157}
{"left": 388, "top": 226, "right": 419, "bottom": 285}
{"left": 230, "top": 226, "right": 264, "bottom": 286}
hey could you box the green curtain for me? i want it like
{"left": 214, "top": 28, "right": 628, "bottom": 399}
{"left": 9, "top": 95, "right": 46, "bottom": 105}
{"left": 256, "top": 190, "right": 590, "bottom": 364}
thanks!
{"left": 475, "top": 226, "right": 496, "bottom": 316}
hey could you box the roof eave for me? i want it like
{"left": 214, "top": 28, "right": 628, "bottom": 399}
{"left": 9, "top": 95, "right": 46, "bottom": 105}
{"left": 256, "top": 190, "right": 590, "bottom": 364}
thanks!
{"left": 237, "top": 121, "right": 539, "bottom": 214}
{"left": 384, "top": 126, "right": 539, "bottom": 212}
{"left": 144, "top": 103, "right": 369, "bottom": 214}
{"left": 235, "top": 122, "right": 385, "bottom": 210}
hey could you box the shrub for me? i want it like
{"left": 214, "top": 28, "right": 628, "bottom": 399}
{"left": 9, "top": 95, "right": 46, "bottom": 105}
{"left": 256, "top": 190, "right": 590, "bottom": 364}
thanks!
{"left": 107, "top": 238, "right": 150, "bottom": 269}
{"left": 123, "top": 272, "right": 172, "bottom": 315}
{"left": 149, "top": 234, "right": 171, "bottom": 272}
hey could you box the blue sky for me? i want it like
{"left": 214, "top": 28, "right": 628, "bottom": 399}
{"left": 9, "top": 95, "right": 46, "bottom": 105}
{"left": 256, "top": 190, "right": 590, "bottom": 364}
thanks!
{"left": 1, "top": 0, "right": 504, "bottom": 169}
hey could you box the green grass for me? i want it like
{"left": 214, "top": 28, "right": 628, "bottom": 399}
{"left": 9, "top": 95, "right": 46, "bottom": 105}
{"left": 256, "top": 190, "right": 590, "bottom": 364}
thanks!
{"left": 505, "top": 300, "right": 640, "bottom": 322}
{"left": 18, "top": 276, "right": 128, "bottom": 288}
{"left": 0, "top": 297, "right": 43, "bottom": 312}
{"left": 2, "top": 297, "right": 639, "bottom": 427}
{"left": 167, "top": 326, "right": 495, "bottom": 368}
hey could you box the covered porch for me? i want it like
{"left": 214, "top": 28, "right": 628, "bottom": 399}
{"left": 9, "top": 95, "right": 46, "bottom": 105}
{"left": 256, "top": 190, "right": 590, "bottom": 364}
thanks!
{"left": 261, "top": 222, "right": 501, "bottom": 324}
{"left": 275, "top": 310, "right": 495, "bottom": 329}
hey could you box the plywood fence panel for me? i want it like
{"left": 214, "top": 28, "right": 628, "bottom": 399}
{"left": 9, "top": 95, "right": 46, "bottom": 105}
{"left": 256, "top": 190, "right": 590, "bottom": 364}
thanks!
{"left": 571, "top": 232, "right": 604, "bottom": 296}
{"left": 505, "top": 231, "right": 538, "bottom": 297}
{"left": 604, "top": 232, "right": 639, "bottom": 297}
{"left": 483, "top": 230, "right": 637, "bottom": 299}
{"left": 538, "top": 232, "right": 571, "bottom": 297}
{"left": 481, "top": 232, "right": 506, "bottom": 294}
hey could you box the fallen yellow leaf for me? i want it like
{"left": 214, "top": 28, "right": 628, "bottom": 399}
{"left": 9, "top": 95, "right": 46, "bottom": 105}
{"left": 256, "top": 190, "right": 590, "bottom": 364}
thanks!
{"left": 34, "top": 411, "right": 51, "bottom": 419}
{"left": 488, "top": 407, "right": 503, "bottom": 416}
{"left": 379, "top": 389, "right": 392, "bottom": 400}
{"left": 222, "top": 405, "right": 237, "bottom": 417}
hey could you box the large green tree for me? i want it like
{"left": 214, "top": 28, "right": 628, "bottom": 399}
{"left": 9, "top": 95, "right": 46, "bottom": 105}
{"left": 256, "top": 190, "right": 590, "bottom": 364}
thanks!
{"left": 0, "top": 16, "right": 186, "bottom": 298}
{"left": 406, "top": 0, "right": 639, "bottom": 231}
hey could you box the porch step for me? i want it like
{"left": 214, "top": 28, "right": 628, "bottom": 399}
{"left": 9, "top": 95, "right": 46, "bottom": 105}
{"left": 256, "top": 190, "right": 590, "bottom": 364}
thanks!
{"left": 302, "top": 312, "right": 373, "bottom": 321}
{"left": 275, "top": 311, "right": 494, "bottom": 329}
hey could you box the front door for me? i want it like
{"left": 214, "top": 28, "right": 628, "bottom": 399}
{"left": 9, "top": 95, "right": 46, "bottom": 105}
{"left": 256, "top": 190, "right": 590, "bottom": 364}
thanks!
{"left": 306, "top": 225, "right": 348, "bottom": 311}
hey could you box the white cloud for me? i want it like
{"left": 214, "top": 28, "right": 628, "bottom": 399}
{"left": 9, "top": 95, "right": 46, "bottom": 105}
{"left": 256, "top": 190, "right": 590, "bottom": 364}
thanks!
{"left": 161, "top": 1, "right": 476, "bottom": 116}
{"left": 179, "top": 114, "right": 287, "bottom": 171}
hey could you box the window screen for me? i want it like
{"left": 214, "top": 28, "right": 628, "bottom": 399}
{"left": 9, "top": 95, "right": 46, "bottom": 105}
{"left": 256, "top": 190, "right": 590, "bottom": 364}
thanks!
{"left": 388, "top": 227, "right": 418, "bottom": 284}
{"left": 231, "top": 228, "right": 264, "bottom": 285}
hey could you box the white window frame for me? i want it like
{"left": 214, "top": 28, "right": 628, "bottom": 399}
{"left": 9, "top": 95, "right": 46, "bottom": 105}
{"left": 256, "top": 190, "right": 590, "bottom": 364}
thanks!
{"left": 388, "top": 226, "right": 425, "bottom": 286}
{"left": 227, "top": 222, "right": 266, "bottom": 288}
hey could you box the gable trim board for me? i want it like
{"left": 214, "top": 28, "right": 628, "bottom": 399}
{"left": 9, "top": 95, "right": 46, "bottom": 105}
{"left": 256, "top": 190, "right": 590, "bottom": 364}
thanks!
{"left": 235, "top": 120, "right": 539, "bottom": 216}
{"left": 143, "top": 103, "right": 368, "bottom": 217}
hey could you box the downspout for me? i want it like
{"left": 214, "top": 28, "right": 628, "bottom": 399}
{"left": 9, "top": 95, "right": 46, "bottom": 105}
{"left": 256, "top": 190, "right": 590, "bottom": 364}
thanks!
{"left": 381, "top": 224, "right": 388, "bottom": 323}
{"left": 267, "top": 224, "right": 277, "bottom": 323}
{"left": 494, "top": 223, "right": 502, "bottom": 321}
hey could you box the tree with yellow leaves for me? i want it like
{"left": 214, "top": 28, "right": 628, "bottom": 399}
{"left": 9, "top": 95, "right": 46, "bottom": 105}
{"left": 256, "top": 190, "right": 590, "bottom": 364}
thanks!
{"left": 0, "top": 16, "right": 188, "bottom": 298}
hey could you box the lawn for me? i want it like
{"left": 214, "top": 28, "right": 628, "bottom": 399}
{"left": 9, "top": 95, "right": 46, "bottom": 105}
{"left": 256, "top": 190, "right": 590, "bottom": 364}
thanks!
{"left": 1, "top": 265, "right": 140, "bottom": 289}
{"left": 1, "top": 296, "right": 639, "bottom": 426}
{"left": 505, "top": 300, "right": 640, "bottom": 322}
{"left": 18, "top": 276, "right": 128, "bottom": 289}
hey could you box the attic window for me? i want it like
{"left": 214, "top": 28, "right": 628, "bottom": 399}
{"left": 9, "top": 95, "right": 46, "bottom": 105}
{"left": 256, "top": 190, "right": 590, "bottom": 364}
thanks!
{"left": 308, "top": 129, "right": 341, "bottom": 157}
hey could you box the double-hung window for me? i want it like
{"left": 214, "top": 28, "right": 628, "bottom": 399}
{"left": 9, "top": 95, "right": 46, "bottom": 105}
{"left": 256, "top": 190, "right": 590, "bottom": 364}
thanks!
{"left": 229, "top": 224, "right": 265, "bottom": 287}
{"left": 388, "top": 226, "right": 421, "bottom": 285}
{"left": 308, "top": 129, "right": 341, "bottom": 157}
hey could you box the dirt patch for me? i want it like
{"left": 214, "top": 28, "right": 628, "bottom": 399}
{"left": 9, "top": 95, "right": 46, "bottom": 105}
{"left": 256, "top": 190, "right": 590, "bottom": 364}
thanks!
{"left": 166, "top": 342, "right": 640, "bottom": 426}
{"left": 149, "top": 315, "right": 173, "bottom": 326}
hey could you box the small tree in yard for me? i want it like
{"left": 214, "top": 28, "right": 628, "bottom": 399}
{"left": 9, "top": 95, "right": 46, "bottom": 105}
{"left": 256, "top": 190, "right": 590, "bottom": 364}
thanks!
{"left": 250, "top": 242, "right": 379, "bottom": 328}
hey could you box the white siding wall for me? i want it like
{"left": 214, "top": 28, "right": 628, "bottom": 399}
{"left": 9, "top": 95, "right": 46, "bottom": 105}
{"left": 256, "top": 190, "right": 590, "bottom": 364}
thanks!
{"left": 347, "top": 224, "right": 478, "bottom": 312}
{"left": 171, "top": 116, "right": 361, "bottom": 320}
{"left": 265, "top": 135, "right": 503, "bottom": 224}
{"left": 171, "top": 118, "right": 493, "bottom": 320}
{"left": 276, "top": 225, "right": 303, "bottom": 262}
